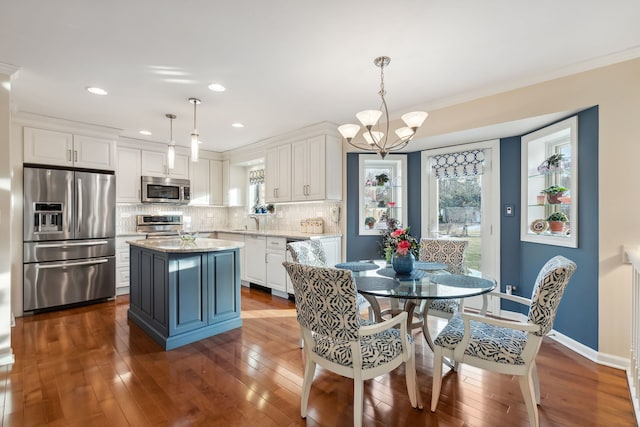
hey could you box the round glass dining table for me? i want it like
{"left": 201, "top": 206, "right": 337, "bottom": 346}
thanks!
{"left": 341, "top": 260, "right": 497, "bottom": 350}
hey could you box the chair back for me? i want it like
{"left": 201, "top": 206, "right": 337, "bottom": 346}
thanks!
{"left": 282, "top": 261, "right": 360, "bottom": 341}
{"left": 286, "top": 240, "right": 327, "bottom": 267}
{"left": 419, "top": 238, "right": 468, "bottom": 274}
{"left": 527, "top": 255, "right": 577, "bottom": 336}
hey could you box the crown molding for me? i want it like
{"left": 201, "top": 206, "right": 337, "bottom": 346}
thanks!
{"left": 0, "top": 62, "right": 19, "bottom": 76}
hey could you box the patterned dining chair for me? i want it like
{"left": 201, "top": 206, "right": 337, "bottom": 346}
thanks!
{"left": 283, "top": 261, "right": 422, "bottom": 426}
{"left": 416, "top": 238, "right": 469, "bottom": 348}
{"left": 287, "top": 240, "right": 370, "bottom": 315}
{"left": 431, "top": 255, "right": 577, "bottom": 427}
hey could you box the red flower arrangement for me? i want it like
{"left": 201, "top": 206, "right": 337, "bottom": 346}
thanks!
{"left": 384, "top": 227, "right": 419, "bottom": 259}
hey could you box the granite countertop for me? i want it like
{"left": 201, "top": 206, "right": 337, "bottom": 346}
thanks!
{"left": 211, "top": 229, "right": 341, "bottom": 239}
{"left": 127, "top": 237, "right": 244, "bottom": 253}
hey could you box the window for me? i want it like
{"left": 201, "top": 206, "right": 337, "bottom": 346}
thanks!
{"left": 358, "top": 155, "right": 407, "bottom": 235}
{"left": 521, "top": 116, "right": 578, "bottom": 248}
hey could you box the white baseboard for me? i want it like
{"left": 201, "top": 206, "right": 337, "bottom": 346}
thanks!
{"left": 0, "top": 351, "right": 14, "bottom": 367}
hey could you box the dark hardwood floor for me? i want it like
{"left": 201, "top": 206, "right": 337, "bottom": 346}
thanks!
{"left": 3, "top": 287, "right": 636, "bottom": 426}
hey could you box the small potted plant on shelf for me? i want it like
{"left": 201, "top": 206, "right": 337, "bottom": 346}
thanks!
{"left": 541, "top": 185, "right": 568, "bottom": 204}
{"left": 375, "top": 173, "right": 389, "bottom": 186}
{"left": 537, "top": 153, "right": 565, "bottom": 173}
{"left": 364, "top": 216, "right": 376, "bottom": 229}
{"left": 547, "top": 212, "right": 569, "bottom": 234}
{"left": 266, "top": 203, "right": 275, "bottom": 214}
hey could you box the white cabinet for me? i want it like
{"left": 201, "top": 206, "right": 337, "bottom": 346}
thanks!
{"left": 291, "top": 135, "right": 342, "bottom": 201}
{"left": 116, "top": 235, "right": 146, "bottom": 295}
{"left": 24, "top": 127, "right": 116, "bottom": 170}
{"left": 266, "top": 237, "right": 287, "bottom": 295}
{"left": 116, "top": 147, "right": 141, "bottom": 203}
{"left": 265, "top": 144, "right": 292, "bottom": 202}
{"left": 216, "top": 232, "right": 246, "bottom": 283}
{"left": 189, "top": 159, "right": 223, "bottom": 206}
{"left": 209, "top": 160, "right": 223, "bottom": 206}
{"left": 141, "top": 150, "right": 189, "bottom": 179}
{"left": 244, "top": 235, "right": 266, "bottom": 285}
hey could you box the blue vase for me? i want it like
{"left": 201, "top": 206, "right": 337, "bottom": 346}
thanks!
{"left": 392, "top": 253, "right": 415, "bottom": 274}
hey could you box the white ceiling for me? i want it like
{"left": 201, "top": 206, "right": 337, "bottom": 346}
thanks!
{"left": 1, "top": 1, "right": 639, "bottom": 153}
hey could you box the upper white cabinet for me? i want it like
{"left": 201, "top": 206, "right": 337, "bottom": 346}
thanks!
{"left": 24, "top": 127, "right": 116, "bottom": 171}
{"left": 189, "top": 159, "right": 223, "bottom": 206}
{"left": 265, "top": 144, "right": 292, "bottom": 203}
{"left": 140, "top": 150, "right": 189, "bottom": 180}
{"left": 292, "top": 135, "right": 342, "bottom": 201}
{"left": 116, "top": 147, "right": 142, "bottom": 203}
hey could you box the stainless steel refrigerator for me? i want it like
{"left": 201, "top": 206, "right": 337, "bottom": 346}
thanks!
{"left": 23, "top": 166, "right": 116, "bottom": 311}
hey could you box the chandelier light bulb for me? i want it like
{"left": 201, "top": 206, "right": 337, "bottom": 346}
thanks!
{"left": 402, "top": 111, "right": 429, "bottom": 129}
{"left": 356, "top": 110, "right": 383, "bottom": 128}
{"left": 363, "top": 131, "right": 384, "bottom": 146}
{"left": 395, "top": 127, "right": 414, "bottom": 139}
{"left": 338, "top": 124, "right": 361, "bottom": 141}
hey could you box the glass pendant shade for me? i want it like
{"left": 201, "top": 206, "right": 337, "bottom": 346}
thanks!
{"left": 395, "top": 127, "right": 414, "bottom": 139}
{"left": 356, "top": 110, "right": 383, "bottom": 127}
{"left": 402, "top": 111, "right": 429, "bottom": 128}
{"left": 167, "top": 144, "right": 175, "bottom": 169}
{"left": 363, "top": 131, "right": 383, "bottom": 146}
{"left": 191, "top": 132, "right": 199, "bottom": 162}
{"left": 338, "top": 124, "right": 361, "bottom": 140}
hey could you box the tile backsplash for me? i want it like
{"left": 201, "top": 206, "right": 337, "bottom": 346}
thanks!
{"left": 117, "top": 201, "right": 342, "bottom": 235}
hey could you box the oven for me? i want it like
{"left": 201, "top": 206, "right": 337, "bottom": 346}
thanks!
{"left": 136, "top": 214, "right": 183, "bottom": 238}
{"left": 141, "top": 176, "right": 190, "bottom": 205}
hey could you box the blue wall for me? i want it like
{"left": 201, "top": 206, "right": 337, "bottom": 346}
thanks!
{"left": 346, "top": 106, "right": 599, "bottom": 350}
{"left": 346, "top": 152, "right": 422, "bottom": 260}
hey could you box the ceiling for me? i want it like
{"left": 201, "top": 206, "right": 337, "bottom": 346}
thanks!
{"left": 1, "top": 1, "right": 639, "bottom": 153}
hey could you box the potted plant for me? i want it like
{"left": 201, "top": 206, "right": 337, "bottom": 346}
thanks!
{"left": 537, "top": 153, "right": 565, "bottom": 173}
{"left": 364, "top": 216, "right": 376, "bottom": 229}
{"left": 541, "top": 185, "right": 568, "bottom": 204}
{"left": 547, "top": 212, "right": 568, "bottom": 233}
{"left": 375, "top": 173, "right": 389, "bottom": 186}
{"left": 266, "top": 203, "right": 275, "bottom": 214}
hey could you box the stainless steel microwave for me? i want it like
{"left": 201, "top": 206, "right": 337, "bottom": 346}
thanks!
{"left": 141, "top": 176, "right": 190, "bottom": 204}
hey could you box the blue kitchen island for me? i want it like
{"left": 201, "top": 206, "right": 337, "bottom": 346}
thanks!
{"left": 127, "top": 237, "right": 244, "bottom": 350}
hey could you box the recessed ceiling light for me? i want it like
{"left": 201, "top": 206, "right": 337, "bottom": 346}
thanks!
{"left": 139, "top": 130, "right": 152, "bottom": 136}
{"left": 231, "top": 123, "right": 245, "bottom": 128}
{"left": 86, "top": 86, "right": 108, "bottom": 95}
{"left": 208, "top": 83, "right": 226, "bottom": 92}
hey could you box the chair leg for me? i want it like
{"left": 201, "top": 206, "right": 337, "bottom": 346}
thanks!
{"left": 300, "top": 358, "right": 316, "bottom": 418}
{"left": 518, "top": 371, "right": 540, "bottom": 427}
{"left": 353, "top": 379, "right": 364, "bottom": 426}
{"left": 430, "top": 347, "right": 444, "bottom": 412}
{"left": 404, "top": 345, "right": 423, "bottom": 409}
{"left": 531, "top": 362, "right": 540, "bottom": 404}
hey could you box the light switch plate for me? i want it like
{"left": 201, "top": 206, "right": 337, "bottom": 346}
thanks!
{"left": 504, "top": 204, "right": 515, "bottom": 217}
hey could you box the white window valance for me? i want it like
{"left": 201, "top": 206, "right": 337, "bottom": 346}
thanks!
{"left": 432, "top": 149, "right": 485, "bottom": 179}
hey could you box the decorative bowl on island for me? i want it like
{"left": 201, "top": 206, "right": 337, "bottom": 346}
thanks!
{"left": 178, "top": 230, "right": 198, "bottom": 243}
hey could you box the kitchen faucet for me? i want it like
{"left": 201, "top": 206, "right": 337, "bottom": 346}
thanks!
{"left": 249, "top": 214, "right": 260, "bottom": 231}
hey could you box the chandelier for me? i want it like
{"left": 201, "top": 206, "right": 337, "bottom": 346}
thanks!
{"left": 338, "top": 56, "right": 428, "bottom": 159}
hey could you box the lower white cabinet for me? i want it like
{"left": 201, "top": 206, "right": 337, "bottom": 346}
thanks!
{"left": 244, "top": 235, "right": 266, "bottom": 285}
{"left": 116, "top": 235, "right": 146, "bottom": 295}
{"left": 216, "top": 232, "right": 246, "bottom": 283}
{"left": 243, "top": 234, "right": 289, "bottom": 297}
{"left": 266, "top": 237, "right": 287, "bottom": 295}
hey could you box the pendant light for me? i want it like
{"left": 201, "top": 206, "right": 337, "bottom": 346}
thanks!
{"left": 166, "top": 113, "right": 176, "bottom": 170}
{"left": 189, "top": 97, "right": 201, "bottom": 162}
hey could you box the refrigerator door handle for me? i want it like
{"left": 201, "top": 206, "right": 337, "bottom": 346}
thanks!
{"left": 77, "top": 178, "right": 82, "bottom": 232}
{"left": 34, "top": 240, "right": 109, "bottom": 249}
{"left": 36, "top": 258, "right": 109, "bottom": 269}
